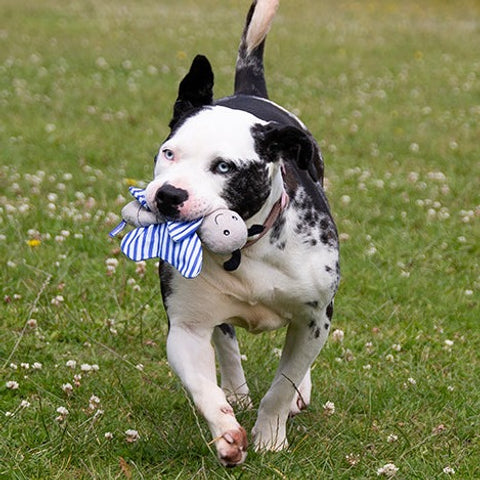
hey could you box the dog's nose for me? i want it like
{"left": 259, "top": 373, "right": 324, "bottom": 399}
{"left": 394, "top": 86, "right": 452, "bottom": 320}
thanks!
{"left": 155, "top": 184, "right": 189, "bottom": 217}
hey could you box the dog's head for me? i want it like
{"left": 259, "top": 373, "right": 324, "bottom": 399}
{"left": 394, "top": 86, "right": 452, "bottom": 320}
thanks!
{"left": 145, "top": 55, "right": 317, "bottom": 223}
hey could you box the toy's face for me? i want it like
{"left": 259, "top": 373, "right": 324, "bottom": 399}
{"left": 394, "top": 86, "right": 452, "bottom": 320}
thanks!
{"left": 199, "top": 209, "right": 248, "bottom": 255}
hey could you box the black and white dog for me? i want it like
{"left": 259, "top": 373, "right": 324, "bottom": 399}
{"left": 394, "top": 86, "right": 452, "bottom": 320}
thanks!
{"left": 143, "top": 0, "right": 339, "bottom": 466}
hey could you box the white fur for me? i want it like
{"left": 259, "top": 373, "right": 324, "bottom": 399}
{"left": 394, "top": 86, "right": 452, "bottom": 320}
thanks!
{"left": 246, "top": 0, "right": 280, "bottom": 54}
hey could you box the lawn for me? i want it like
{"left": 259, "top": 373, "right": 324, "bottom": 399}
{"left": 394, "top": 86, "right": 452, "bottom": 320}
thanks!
{"left": 1, "top": 0, "right": 479, "bottom": 478}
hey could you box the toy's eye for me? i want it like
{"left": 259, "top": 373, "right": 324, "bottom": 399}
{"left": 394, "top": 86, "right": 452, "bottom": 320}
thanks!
{"left": 162, "top": 148, "right": 175, "bottom": 161}
{"left": 223, "top": 229, "right": 230, "bottom": 236}
{"left": 214, "top": 160, "right": 232, "bottom": 174}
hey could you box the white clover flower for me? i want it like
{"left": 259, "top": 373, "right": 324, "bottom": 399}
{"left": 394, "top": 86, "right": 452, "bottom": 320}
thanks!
{"left": 392, "top": 344, "right": 402, "bottom": 352}
{"left": 6, "top": 380, "right": 19, "bottom": 390}
{"left": 80, "top": 364, "right": 92, "bottom": 372}
{"left": 377, "top": 463, "right": 399, "bottom": 477}
{"left": 272, "top": 348, "right": 282, "bottom": 358}
{"left": 409, "top": 142, "right": 419, "bottom": 153}
{"left": 125, "top": 429, "right": 140, "bottom": 443}
{"left": 20, "top": 400, "right": 31, "bottom": 408}
{"left": 331, "top": 329, "right": 344, "bottom": 342}
{"left": 66, "top": 360, "right": 77, "bottom": 369}
{"left": 443, "top": 466, "right": 455, "bottom": 475}
{"left": 27, "top": 319, "right": 38, "bottom": 329}
{"left": 55, "top": 406, "right": 69, "bottom": 422}
{"left": 105, "top": 432, "right": 114, "bottom": 440}
{"left": 20, "top": 363, "right": 30, "bottom": 369}
{"left": 62, "top": 383, "right": 73, "bottom": 395}
{"left": 323, "top": 401, "right": 335, "bottom": 416}
{"left": 51, "top": 295, "right": 64, "bottom": 306}
{"left": 387, "top": 433, "right": 398, "bottom": 443}
{"left": 89, "top": 395, "right": 101, "bottom": 410}
{"left": 32, "top": 362, "right": 42, "bottom": 370}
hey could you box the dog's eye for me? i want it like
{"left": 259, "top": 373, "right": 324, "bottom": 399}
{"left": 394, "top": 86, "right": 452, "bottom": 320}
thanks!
{"left": 213, "top": 160, "right": 232, "bottom": 174}
{"left": 162, "top": 148, "right": 175, "bottom": 161}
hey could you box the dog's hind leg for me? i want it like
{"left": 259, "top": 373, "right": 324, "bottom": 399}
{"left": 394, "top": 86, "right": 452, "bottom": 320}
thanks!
{"left": 212, "top": 325, "right": 253, "bottom": 410}
{"left": 234, "top": 0, "right": 279, "bottom": 98}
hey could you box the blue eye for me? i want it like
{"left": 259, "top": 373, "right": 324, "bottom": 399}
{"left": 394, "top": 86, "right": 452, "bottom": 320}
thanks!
{"left": 215, "top": 161, "right": 231, "bottom": 174}
{"left": 162, "top": 148, "right": 175, "bottom": 161}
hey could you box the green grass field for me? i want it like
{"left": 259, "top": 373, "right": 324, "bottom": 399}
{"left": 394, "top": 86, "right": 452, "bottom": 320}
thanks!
{"left": 1, "top": 0, "right": 479, "bottom": 478}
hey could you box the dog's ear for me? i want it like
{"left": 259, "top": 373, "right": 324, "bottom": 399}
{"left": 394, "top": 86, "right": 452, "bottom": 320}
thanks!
{"left": 169, "top": 55, "right": 214, "bottom": 129}
{"left": 252, "top": 123, "right": 324, "bottom": 182}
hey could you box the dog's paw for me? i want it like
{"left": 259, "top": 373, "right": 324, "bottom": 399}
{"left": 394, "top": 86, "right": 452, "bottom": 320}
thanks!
{"left": 216, "top": 427, "right": 248, "bottom": 467}
{"left": 251, "top": 423, "right": 288, "bottom": 452}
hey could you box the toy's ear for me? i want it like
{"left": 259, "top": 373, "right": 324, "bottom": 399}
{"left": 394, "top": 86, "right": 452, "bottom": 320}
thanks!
{"left": 169, "top": 55, "right": 214, "bottom": 129}
{"left": 252, "top": 122, "right": 324, "bottom": 183}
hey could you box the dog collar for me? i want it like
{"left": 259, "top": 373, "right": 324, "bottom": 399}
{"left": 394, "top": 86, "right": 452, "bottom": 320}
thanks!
{"left": 244, "top": 189, "right": 289, "bottom": 249}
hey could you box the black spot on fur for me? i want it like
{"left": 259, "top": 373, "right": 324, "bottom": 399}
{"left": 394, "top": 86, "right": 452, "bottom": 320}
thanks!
{"left": 306, "top": 301, "right": 319, "bottom": 308}
{"left": 159, "top": 261, "right": 174, "bottom": 300}
{"left": 326, "top": 302, "right": 334, "bottom": 321}
{"left": 314, "top": 328, "right": 321, "bottom": 338}
{"left": 308, "top": 319, "right": 316, "bottom": 329}
{"left": 324, "top": 323, "right": 330, "bottom": 330}
{"left": 220, "top": 161, "right": 270, "bottom": 219}
{"left": 269, "top": 211, "right": 286, "bottom": 248}
{"left": 218, "top": 323, "right": 236, "bottom": 339}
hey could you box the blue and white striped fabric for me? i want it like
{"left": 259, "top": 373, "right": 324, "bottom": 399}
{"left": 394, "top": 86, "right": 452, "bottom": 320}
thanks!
{"left": 110, "top": 187, "right": 204, "bottom": 279}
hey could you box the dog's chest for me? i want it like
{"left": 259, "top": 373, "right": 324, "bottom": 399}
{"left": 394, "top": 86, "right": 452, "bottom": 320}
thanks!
{"left": 197, "top": 227, "right": 339, "bottom": 331}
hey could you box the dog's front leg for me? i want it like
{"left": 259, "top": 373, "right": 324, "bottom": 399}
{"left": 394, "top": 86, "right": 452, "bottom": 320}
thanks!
{"left": 167, "top": 323, "right": 248, "bottom": 466}
{"left": 252, "top": 307, "right": 331, "bottom": 451}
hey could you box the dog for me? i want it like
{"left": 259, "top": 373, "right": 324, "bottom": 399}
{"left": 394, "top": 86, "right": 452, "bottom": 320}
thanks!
{"left": 142, "top": 0, "right": 339, "bottom": 466}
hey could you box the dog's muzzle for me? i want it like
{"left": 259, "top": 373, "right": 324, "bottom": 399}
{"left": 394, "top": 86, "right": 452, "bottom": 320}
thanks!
{"left": 155, "top": 184, "right": 189, "bottom": 218}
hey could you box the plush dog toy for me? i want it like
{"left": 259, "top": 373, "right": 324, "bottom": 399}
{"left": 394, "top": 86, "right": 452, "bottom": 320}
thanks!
{"left": 110, "top": 187, "right": 252, "bottom": 277}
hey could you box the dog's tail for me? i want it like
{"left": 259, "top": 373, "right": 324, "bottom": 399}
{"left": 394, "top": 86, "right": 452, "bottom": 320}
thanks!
{"left": 234, "top": 0, "right": 279, "bottom": 98}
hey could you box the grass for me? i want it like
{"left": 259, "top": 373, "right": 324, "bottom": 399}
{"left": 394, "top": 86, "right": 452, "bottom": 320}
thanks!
{"left": 1, "top": 0, "right": 479, "bottom": 478}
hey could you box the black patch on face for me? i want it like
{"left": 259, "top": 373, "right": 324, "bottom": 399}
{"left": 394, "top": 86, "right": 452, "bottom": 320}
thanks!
{"left": 314, "top": 328, "right": 321, "bottom": 338}
{"left": 218, "top": 323, "right": 236, "bottom": 339}
{"left": 220, "top": 161, "right": 271, "bottom": 220}
{"left": 324, "top": 322, "right": 330, "bottom": 330}
{"left": 308, "top": 319, "right": 316, "bottom": 329}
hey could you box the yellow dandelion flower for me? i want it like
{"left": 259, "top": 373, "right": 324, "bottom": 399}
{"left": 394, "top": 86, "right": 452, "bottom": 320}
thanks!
{"left": 124, "top": 178, "right": 138, "bottom": 187}
{"left": 27, "top": 239, "right": 41, "bottom": 247}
